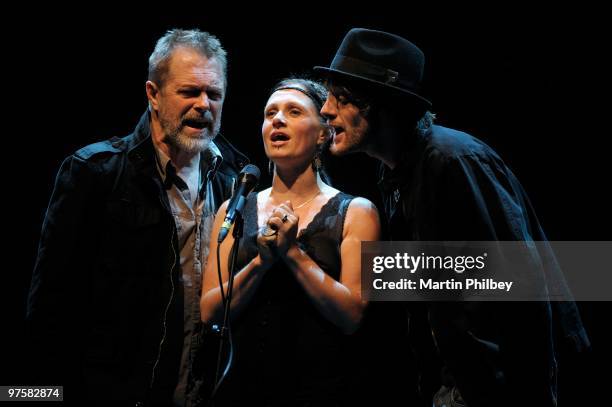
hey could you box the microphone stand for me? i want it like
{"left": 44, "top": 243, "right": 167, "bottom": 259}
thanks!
{"left": 210, "top": 214, "right": 243, "bottom": 404}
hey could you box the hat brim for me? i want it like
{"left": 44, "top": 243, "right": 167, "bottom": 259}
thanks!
{"left": 313, "top": 66, "right": 432, "bottom": 109}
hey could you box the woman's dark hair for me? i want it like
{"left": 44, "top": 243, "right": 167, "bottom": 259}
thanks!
{"left": 269, "top": 77, "right": 328, "bottom": 117}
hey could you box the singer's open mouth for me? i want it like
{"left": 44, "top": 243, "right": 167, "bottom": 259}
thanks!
{"left": 333, "top": 126, "right": 345, "bottom": 138}
{"left": 271, "top": 132, "right": 290, "bottom": 142}
{"left": 183, "top": 118, "right": 208, "bottom": 130}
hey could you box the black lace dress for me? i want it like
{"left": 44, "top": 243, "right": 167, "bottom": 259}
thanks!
{"left": 215, "top": 192, "right": 359, "bottom": 406}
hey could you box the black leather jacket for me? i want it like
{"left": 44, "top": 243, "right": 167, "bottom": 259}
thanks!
{"left": 26, "top": 111, "right": 248, "bottom": 405}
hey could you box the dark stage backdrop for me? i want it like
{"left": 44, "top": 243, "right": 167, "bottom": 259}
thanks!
{"left": 4, "top": 6, "right": 609, "bottom": 406}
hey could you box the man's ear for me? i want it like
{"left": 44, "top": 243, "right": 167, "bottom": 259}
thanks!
{"left": 145, "top": 81, "right": 160, "bottom": 111}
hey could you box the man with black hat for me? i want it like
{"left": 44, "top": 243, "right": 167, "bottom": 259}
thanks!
{"left": 315, "top": 28, "right": 589, "bottom": 407}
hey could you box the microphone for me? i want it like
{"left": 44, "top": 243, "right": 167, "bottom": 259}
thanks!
{"left": 217, "top": 164, "right": 260, "bottom": 243}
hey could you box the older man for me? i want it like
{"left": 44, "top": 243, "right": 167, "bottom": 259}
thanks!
{"left": 26, "top": 29, "right": 247, "bottom": 406}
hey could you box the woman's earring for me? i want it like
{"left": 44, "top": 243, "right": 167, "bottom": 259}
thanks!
{"left": 268, "top": 159, "right": 275, "bottom": 176}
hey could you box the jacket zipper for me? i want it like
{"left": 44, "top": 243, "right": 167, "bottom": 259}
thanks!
{"left": 150, "top": 197, "right": 178, "bottom": 389}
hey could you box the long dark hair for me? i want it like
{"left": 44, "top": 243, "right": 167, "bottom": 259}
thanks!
{"left": 326, "top": 79, "right": 435, "bottom": 136}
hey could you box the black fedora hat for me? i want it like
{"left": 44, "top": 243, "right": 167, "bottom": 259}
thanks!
{"left": 314, "top": 28, "right": 432, "bottom": 109}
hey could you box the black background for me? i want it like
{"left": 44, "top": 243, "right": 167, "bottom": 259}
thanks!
{"left": 3, "top": 5, "right": 610, "bottom": 405}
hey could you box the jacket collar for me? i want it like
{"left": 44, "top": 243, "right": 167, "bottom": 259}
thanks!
{"left": 377, "top": 125, "right": 430, "bottom": 194}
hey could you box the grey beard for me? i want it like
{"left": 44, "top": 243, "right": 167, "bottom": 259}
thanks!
{"left": 166, "top": 130, "right": 211, "bottom": 154}
{"left": 159, "top": 111, "right": 220, "bottom": 154}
